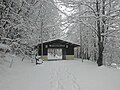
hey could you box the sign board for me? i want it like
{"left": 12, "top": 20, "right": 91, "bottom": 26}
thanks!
{"left": 48, "top": 45, "right": 66, "bottom": 48}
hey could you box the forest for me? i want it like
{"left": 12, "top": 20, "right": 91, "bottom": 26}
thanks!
{"left": 0, "top": 0, "right": 120, "bottom": 67}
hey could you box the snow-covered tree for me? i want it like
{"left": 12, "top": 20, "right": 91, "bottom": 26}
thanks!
{"left": 57, "top": 0, "right": 120, "bottom": 66}
{"left": 0, "top": 0, "right": 62, "bottom": 57}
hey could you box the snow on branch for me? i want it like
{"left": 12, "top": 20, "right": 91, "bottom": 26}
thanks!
{"left": 0, "top": 43, "right": 10, "bottom": 50}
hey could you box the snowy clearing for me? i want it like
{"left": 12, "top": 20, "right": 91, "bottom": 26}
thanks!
{"left": 0, "top": 57, "right": 120, "bottom": 90}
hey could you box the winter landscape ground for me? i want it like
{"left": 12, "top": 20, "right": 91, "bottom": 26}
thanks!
{"left": 1, "top": 0, "right": 120, "bottom": 90}
{"left": 0, "top": 54, "right": 120, "bottom": 90}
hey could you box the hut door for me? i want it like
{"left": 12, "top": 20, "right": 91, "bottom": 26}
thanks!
{"left": 48, "top": 48, "right": 62, "bottom": 60}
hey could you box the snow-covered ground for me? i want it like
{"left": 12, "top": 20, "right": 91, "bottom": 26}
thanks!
{"left": 0, "top": 56, "right": 120, "bottom": 90}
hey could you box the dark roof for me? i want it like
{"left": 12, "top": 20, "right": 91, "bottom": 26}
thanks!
{"left": 39, "top": 39, "right": 80, "bottom": 47}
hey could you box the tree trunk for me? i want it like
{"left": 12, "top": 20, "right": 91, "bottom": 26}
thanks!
{"left": 97, "top": 19, "right": 104, "bottom": 66}
{"left": 97, "top": 41, "right": 104, "bottom": 66}
{"left": 96, "top": 0, "right": 106, "bottom": 66}
{"left": 96, "top": 0, "right": 104, "bottom": 66}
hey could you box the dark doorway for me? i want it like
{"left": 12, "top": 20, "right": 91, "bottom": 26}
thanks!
{"left": 48, "top": 48, "right": 62, "bottom": 60}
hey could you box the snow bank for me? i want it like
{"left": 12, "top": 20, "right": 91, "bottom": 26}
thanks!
{"left": 111, "top": 63, "right": 120, "bottom": 70}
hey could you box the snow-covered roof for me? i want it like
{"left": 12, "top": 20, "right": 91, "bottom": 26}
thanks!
{"left": 38, "top": 38, "right": 80, "bottom": 47}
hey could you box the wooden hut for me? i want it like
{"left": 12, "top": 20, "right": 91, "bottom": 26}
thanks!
{"left": 37, "top": 39, "right": 80, "bottom": 60}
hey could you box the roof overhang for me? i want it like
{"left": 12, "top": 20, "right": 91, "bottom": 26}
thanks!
{"left": 38, "top": 39, "right": 80, "bottom": 47}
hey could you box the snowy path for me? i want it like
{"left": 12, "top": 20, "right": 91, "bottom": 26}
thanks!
{"left": 0, "top": 59, "right": 120, "bottom": 90}
{"left": 49, "top": 61, "right": 81, "bottom": 90}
